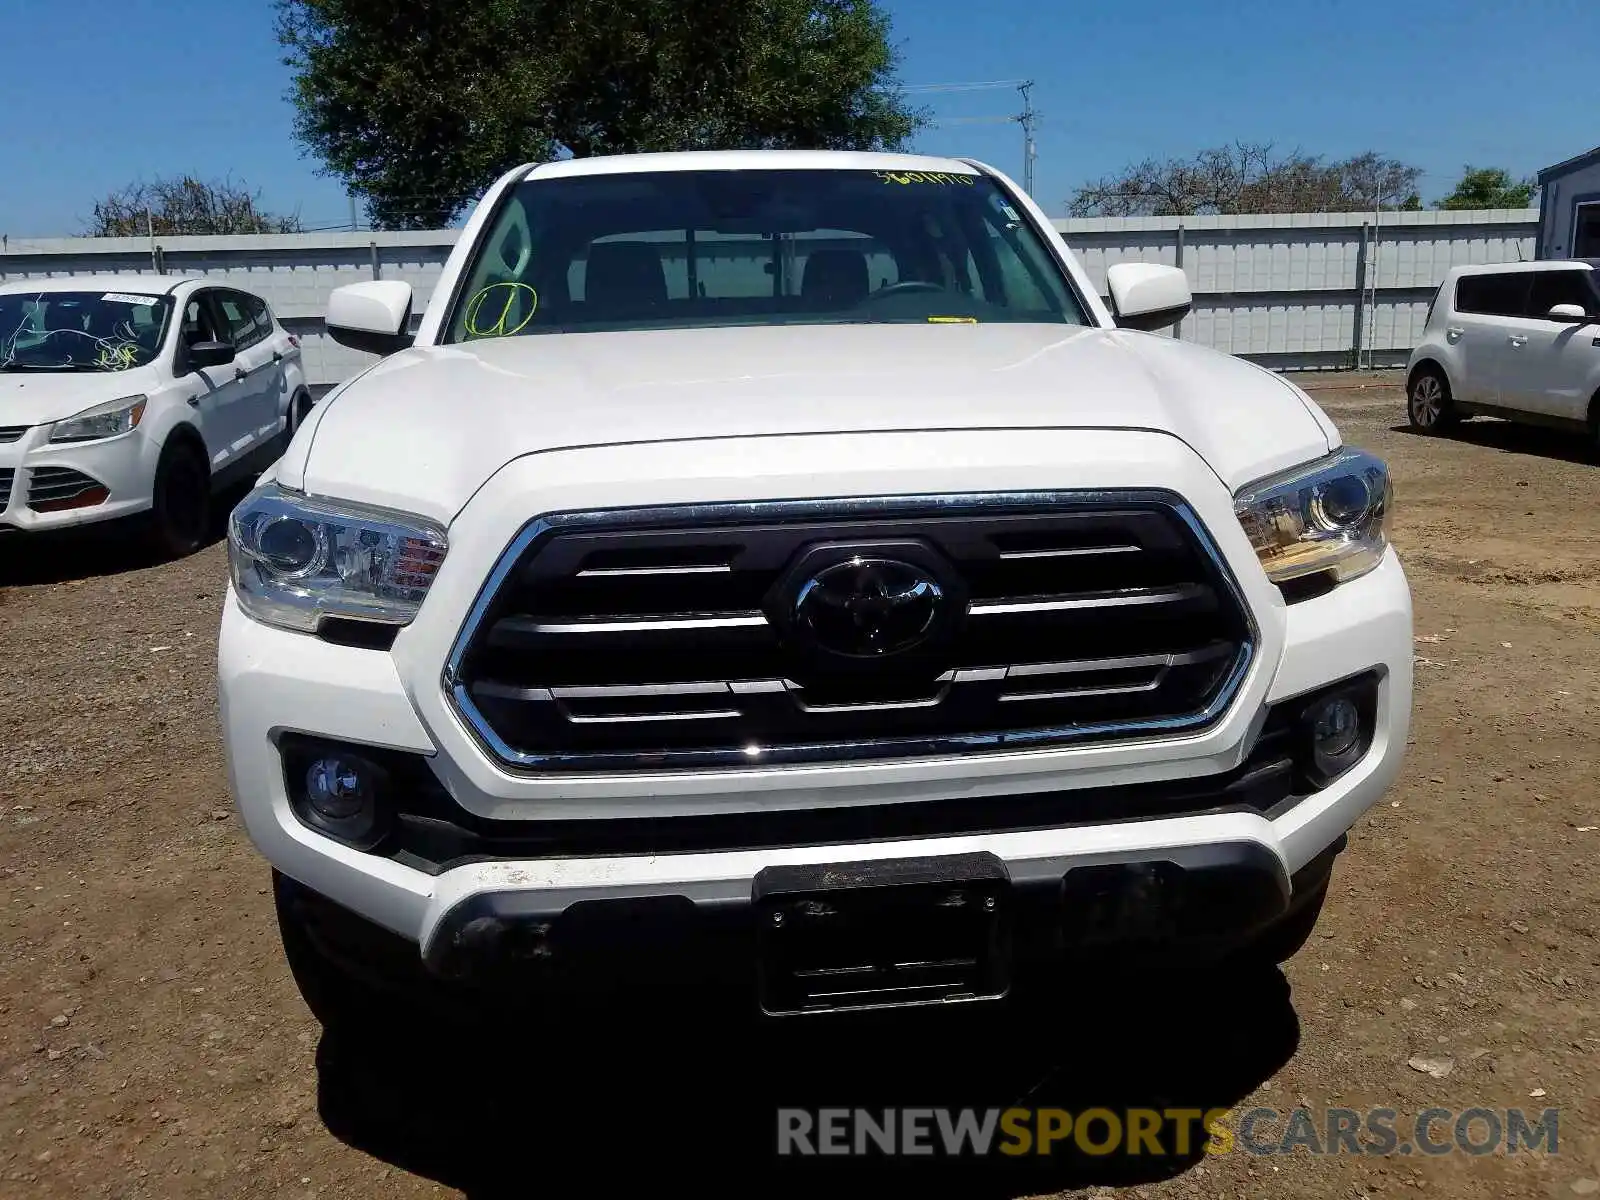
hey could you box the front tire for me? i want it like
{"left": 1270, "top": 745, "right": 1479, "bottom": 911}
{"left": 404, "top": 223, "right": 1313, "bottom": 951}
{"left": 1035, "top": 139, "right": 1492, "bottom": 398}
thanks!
{"left": 1407, "top": 367, "right": 1458, "bottom": 434}
{"left": 147, "top": 437, "right": 211, "bottom": 559}
{"left": 275, "top": 872, "right": 417, "bottom": 1038}
{"left": 1241, "top": 878, "right": 1329, "bottom": 965}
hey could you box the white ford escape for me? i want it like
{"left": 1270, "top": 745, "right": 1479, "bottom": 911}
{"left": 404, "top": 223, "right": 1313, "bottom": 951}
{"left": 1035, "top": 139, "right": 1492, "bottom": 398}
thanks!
{"left": 0, "top": 276, "right": 312, "bottom": 555}
{"left": 217, "top": 151, "right": 1413, "bottom": 1027}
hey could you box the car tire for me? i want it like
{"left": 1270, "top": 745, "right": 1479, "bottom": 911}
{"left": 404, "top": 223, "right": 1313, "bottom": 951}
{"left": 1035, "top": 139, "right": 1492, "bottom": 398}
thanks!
{"left": 1407, "top": 367, "right": 1458, "bottom": 434}
{"left": 288, "top": 389, "right": 313, "bottom": 437}
{"left": 274, "top": 872, "right": 415, "bottom": 1039}
{"left": 274, "top": 389, "right": 313, "bottom": 458}
{"left": 147, "top": 437, "right": 211, "bottom": 559}
{"left": 1241, "top": 878, "right": 1329, "bottom": 965}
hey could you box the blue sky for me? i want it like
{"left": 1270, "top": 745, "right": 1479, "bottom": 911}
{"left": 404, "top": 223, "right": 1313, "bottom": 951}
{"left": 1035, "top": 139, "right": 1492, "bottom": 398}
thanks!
{"left": 0, "top": 0, "right": 1589, "bottom": 237}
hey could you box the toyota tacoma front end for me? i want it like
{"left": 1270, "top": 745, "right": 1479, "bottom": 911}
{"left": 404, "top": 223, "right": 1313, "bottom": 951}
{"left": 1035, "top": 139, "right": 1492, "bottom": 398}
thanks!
{"left": 217, "top": 151, "right": 1411, "bottom": 1025}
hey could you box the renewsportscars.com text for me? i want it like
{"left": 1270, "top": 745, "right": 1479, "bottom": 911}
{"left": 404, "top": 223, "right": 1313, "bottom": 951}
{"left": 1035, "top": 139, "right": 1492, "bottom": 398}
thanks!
{"left": 777, "top": 1106, "right": 1559, "bottom": 1158}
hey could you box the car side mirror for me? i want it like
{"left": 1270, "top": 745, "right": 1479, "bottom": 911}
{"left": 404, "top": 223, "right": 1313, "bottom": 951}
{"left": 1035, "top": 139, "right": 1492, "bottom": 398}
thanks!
{"left": 327, "top": 281, "right": 415, "bottom": 356}
{"left": 188, "top": 340, "right": 236, "bottom": 369}
{"left": 1547, "top": 303, "right": 1590, "bottom": 323}
{"left": 1106, "top": 263, "right": 1193, "bottom": 332}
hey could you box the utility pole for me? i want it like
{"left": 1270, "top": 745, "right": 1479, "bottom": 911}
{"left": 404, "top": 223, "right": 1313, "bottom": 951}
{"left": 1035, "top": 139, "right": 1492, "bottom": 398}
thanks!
{"left": 902, "top": 78, "right": 1040, "bottom": 195}
{"left": 1016, "top": 80, "right": 1038, "bottom": 198}
{"left": 1366, "top": 184, "right": 1382, "bottom": 370}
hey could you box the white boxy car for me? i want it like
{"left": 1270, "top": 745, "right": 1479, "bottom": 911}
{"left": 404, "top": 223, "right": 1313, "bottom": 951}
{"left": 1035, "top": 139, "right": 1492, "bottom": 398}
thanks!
{"left": 1406, "top": 259, "right": 1600, "bottom": 446}
{"left": 218, "top": 151, "right": 1413, "bottom": 1027}
{"left": 0, "top": 276, "right": 312, "bottom": 556}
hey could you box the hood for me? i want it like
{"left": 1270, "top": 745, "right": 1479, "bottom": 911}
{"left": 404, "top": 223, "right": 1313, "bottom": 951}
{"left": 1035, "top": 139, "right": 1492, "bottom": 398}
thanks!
{"left": 286, "top": 323, "right": 1336, "bottom": 523}
{"left": 0, "top": 364, "right": 163, "bottom": 428}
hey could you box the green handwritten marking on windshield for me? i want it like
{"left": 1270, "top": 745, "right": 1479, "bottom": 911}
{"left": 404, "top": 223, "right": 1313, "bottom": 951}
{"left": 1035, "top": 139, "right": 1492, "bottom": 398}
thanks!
{"left": 96, "top": 341, "right": 141, "bottom": 369}
{"left": 464, "top": 282, "right": 538, "bottom": 338}
{"left": 875, "top": 171, "right": 976, "bottom": 187}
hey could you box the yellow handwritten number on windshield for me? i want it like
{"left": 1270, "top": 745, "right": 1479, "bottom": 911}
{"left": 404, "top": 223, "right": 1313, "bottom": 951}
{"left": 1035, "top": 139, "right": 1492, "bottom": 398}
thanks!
{"left": 464, "top": 282, "right": 538, "bottom": 338}
{"left": 875, "top": 171, "right": 975, "bottom": 186}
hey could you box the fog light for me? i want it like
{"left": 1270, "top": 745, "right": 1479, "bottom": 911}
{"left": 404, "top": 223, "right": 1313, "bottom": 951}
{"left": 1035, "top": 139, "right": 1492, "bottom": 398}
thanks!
{"left": 1294, "top": 681, "right": 1376, "bottom": 789}
{"left": 306, "top": 757, "right": 368, "bottom": 821}
{"left": 1311, "top": 697, "right": 1361, "bottom": 762}
{"left": 282, "top": 740, "right": 392, "bottom": 850}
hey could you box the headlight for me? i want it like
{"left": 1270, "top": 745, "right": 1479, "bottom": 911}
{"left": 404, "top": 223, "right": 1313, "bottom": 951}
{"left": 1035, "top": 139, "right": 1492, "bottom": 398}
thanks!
{"left": 1233, "top": 448, "right": 1391, "bottom": 585}
{"left": 49, "top": 395, "right": 148, "bottom": 443}
{"left": 227, "top": 481, "right": 447, "bottom": 633}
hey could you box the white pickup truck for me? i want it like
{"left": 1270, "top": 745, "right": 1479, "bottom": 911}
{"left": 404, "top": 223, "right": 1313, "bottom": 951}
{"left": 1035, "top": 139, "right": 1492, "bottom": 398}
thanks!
{"left": 217, "top": 150, "right": 1412, "bottom": 1028}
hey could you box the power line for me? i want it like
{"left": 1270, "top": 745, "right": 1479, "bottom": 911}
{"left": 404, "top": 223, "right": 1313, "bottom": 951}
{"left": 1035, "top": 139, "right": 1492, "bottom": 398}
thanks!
{"left": 903, "top": 78, "right": 1039, "bottom": 197}
{"left": 902, "top": 79, "right": 1032, "bottom": 94}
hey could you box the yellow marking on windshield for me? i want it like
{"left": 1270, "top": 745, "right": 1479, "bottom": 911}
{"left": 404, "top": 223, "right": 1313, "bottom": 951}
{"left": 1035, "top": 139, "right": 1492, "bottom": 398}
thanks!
{"left": 464, "top": 282, "right": 538, "bottom": 338}
{"left": 95, "top": 341, "right": 141, "bottom": 369}
{"left": 928, "top": 316, "right": 978, "bottom": 324}
{"left": 875, "top": 171, "right": 976, "bottom": 187}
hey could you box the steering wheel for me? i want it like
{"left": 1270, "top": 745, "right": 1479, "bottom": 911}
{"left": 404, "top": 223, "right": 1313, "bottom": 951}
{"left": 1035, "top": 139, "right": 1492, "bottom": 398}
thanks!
{"left": 867, "top": 281, "right": 947, "bottom": 300}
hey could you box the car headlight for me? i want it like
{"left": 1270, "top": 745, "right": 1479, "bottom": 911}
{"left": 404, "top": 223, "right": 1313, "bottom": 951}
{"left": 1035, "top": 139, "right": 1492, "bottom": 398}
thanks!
{"left": 227, "top": 481, "right": 447, "bottom": 633}
{"left": 48, "top": 395, "right": 148, "bottom": 443}
{"left": 1233, "top": 448, "right": 1391, "bottom": 585}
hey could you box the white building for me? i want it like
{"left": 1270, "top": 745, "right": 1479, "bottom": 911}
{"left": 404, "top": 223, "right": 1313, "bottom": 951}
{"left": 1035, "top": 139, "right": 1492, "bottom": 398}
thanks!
{"left": 1536, "top": 146, "right": 1600, "bottom": 260}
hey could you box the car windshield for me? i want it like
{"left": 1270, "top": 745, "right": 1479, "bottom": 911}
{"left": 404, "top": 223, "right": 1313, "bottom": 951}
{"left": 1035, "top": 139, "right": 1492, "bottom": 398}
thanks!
{"left": 444, "top": 168, "right": 1088, "bottom": 341}
{"left": 0, "top": 289, "right": 174, "bottom": 372}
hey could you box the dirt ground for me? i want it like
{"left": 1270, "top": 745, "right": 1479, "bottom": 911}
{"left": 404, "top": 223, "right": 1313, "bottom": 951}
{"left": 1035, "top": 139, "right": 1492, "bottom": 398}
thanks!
{"left": 3, "top": 370, "right": 1599, "bottom": 1199}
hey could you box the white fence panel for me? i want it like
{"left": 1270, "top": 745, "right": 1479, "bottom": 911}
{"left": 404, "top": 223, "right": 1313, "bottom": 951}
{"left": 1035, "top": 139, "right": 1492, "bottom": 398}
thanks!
{"left": 1, "top": 209, "right": 1539, "bottom": 387}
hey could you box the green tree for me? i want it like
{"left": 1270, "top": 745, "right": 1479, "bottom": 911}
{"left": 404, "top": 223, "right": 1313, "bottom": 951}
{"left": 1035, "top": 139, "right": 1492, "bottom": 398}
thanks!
{"left": 1435, "top": 167, "right": 1535, "bottom": 210}
{"left": 277, "top": 0, "right": 926, "bottom": 230}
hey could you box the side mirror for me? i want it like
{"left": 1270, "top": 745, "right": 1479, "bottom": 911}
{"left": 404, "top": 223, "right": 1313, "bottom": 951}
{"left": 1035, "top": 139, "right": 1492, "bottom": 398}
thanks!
{"left": 1106, "top": 263, "right": 1192, "bottom": 332}
{"left": 1547, "top": 303, "right": 1590, "bottom": 323}
{"left": 326, "top": 281, "right": 415, "bottom": 356}
{"left": 188, "top": 340, "right": 236, "bottom": 369}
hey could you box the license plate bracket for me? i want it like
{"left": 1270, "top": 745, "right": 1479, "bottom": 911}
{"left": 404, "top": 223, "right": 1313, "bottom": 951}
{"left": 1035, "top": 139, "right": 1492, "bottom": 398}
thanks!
{"left": 753, "top": 852, "right": 1011, "bottom": 1015}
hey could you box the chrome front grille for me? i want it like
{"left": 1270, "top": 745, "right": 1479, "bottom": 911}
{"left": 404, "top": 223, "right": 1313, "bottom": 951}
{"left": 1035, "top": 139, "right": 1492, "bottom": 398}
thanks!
{"left": 446, "top": 492, "right": 1257, "bottom": 772}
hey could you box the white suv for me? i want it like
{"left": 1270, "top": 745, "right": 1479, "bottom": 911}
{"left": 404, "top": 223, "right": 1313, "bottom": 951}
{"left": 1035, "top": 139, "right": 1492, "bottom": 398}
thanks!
{"left": 1406, "top": 260, "right": 1600, "bottom": 446}
{"left": 0, "top": 276, "right": 311, "bottom": 556}
{"left": 217, "top": 151, "right": 1413, "bottom": 1027}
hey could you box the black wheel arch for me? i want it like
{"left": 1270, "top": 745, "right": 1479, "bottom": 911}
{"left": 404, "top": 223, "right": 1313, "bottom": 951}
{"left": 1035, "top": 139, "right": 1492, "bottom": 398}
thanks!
{"left": 1407, "top": 358, "right": 1450, "bottom": 394}
{"left": 162, "top": 421, "right": 209, "bottom": 464}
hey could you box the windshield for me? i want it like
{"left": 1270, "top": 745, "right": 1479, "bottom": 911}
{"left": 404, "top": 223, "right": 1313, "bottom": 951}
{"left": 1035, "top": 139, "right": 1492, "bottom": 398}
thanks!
{"left": 444, "top": 169, "right": 1088, "bottom": 341}
{"left": 0, "top": 289, "right": 175, "bottom": 372}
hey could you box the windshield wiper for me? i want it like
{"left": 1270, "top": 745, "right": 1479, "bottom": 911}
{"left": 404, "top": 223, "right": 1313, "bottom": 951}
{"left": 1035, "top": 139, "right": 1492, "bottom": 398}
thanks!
{"left": 0, "top": 361, "right": 88, "bottom": 372}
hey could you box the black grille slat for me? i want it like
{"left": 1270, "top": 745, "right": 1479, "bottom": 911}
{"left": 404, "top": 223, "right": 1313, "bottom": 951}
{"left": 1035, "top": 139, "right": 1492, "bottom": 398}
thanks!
{"left": 450, "top": 494, "right": 1255, "bottom": 771}
{"left": 0, "top": 468, "right": 13, "bottom": 507}
{"left": 28, "top": 467, "right": 103, "bottom": 506}
{"left": 0, "top": 426, "right": 27, "bottom": 445}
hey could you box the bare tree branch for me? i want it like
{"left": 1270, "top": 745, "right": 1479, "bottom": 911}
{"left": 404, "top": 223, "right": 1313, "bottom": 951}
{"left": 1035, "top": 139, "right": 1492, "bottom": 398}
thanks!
{"left": 87, "top": 176, "right": 303, "bottom": 237}
{"left": 1069, "top": 144, "right": 1423, "bottom": 217}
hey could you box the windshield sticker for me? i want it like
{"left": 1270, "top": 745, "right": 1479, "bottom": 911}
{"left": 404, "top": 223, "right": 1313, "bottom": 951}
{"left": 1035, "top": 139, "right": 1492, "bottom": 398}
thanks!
{"left": 1000, "top": 204, "right": 1021, "bottom": 221}
{"left": 875, "top": 171, "right": 976, "bottom": 187}
{"left": 102, "top": 292, "right": 160, "bottom": 306}
{"left": 928, "top": 316, "right": 978, "bottom": 324}
{"left": 463, "top": 282, "right": 538, "bottom": 338}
